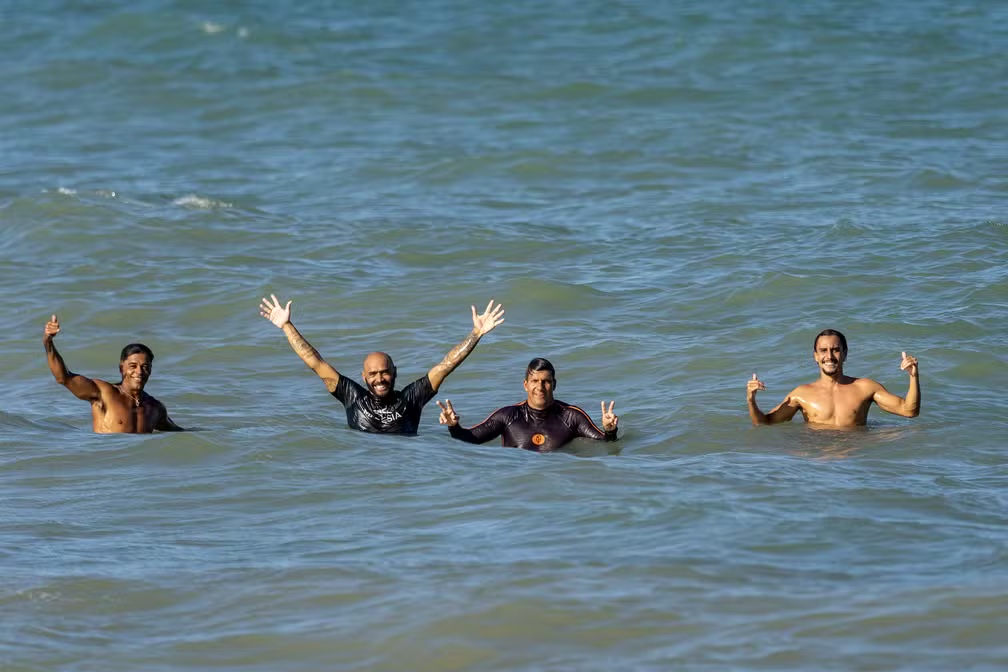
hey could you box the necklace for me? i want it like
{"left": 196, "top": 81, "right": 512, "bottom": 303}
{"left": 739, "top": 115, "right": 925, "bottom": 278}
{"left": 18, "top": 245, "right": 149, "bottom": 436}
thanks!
{"left": 120, "top": 386, "right": 142, "bottom": 407}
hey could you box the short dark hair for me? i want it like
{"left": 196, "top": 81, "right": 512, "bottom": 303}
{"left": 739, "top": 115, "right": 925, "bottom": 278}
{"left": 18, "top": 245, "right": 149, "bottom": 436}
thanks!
{"left": 120, "top": 343, "right": 155, "bottom": 363}
{"left": 525, "top": 357, "right": 556, "bottom": 380}
{"left": 813, "top": 329, "right": 847, "bottom": 354}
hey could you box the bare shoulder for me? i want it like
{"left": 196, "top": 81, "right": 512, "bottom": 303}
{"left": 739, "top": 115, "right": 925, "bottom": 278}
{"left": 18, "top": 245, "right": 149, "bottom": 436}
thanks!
{"left": 91, "top": 378, "right": 120, "bottom": 403}
{"left": 787, "top": 384, "right": 814, "bottom": 404}
{"left": 851, "top": 376, "right": 884, "bottom": 393}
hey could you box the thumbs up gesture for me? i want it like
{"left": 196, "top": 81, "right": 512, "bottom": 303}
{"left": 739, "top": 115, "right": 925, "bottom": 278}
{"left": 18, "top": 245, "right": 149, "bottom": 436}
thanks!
{"left": 899, "top": 351, "right": 918, "bottom": 377}
{"left": 746, "top": 372, "right": 766, "bottom": 400}
{"left": 43, "top": 314, "right": 61, "bottom": 342}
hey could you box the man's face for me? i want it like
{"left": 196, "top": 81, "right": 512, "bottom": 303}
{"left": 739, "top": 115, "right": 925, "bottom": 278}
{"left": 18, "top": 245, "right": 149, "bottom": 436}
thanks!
{"left": 523, "top": 370, "right": 556, "bottom": 410}
{"left": 362, "top": 354, "right": 396, "bottom": 398}
{"left": 814, "top": 335, "right": 846, "bottom": 375}
{"left": 119, "top": 353, "right": 152, "bottom": 391}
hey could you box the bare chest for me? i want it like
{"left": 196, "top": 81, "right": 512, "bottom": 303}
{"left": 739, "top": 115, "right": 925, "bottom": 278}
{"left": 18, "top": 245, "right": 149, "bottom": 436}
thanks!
{"left": 92, "top": 398, "right": 159, "bottom": 434}
{"left": 796, "top": 385, "right": 874, "bottom": 427}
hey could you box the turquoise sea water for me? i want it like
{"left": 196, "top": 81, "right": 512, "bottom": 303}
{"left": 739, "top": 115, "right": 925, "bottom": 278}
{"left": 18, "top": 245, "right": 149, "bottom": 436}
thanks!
{"left": 2, "top": 1, "right": 1007, "bottom": 670}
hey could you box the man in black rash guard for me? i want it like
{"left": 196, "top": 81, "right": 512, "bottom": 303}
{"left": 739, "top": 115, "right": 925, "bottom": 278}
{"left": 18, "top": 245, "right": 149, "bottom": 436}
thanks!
{"left": 436, "top": 358, "right": 619, "bottom": 452}
{"left": 259, "top": 294, "right": 504, "bottom": 435}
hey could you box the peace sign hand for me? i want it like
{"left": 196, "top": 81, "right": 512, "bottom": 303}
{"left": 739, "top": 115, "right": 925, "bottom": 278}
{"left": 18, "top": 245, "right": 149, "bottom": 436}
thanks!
{"left": 436, "top": 399, "right": 459, "bottom": 427}
{"left": 601, "top": 400, "right": 618, "bottom": 432}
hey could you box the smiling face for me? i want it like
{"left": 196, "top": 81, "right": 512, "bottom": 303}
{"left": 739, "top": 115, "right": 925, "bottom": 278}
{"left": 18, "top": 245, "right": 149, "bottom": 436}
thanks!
{"left": 813, "top": 334, "right": 847, "bottom": 377}
{"left": 362, "top": 352, "right": 396, "bottom": 398}
{"left": 523, "top": 369, "right": 556, "bottom": 410}
{"left": 119, "top": 352, "right": 153, "bottom": 393}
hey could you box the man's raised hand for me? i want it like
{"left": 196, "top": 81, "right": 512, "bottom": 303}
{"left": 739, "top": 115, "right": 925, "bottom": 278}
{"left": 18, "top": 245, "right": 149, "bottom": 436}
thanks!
{"left": 471, "top": 299, "right": 505, "bottom": 337}
{"left": 601, "top": 400, "right": 618, "bottom": 432}
{"left": 747, "top": 372, "right": 766, "bottom": 400}
{"left": 436, "top": 399, "right": 459, "bottom": 427}
{"left": 899, "top": 351, "right": 918, "bottom": 377}
{"left": 259, "top": 294, "right": 292, "bottom": 329}
{"left": 43, "top": 314, "right": 60, "bottom": 342}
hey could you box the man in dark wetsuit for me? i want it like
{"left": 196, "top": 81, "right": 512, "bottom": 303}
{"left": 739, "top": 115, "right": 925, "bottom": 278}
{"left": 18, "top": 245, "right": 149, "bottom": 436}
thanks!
{"left": 259, "top": 294, "right": 504, "bottom": 435}
{"left": 436, "top": 358, "right": 619, "bottom": 452}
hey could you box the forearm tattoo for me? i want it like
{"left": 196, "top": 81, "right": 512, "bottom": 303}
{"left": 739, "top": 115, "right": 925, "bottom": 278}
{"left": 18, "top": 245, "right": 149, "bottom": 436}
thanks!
{"left": 439, "top": 330, "right": 479, "bottom": 371}
{"left": 289, "top": 330, "right": 321, "bottom": 362}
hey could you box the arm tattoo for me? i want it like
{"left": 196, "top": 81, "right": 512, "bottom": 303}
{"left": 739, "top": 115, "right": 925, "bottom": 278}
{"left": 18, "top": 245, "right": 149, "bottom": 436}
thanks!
{"left": 289, "top": 330, "right": 321, "bottom": 362}
{"left": 439, "top": 330, "right": 479, "bottom": 372}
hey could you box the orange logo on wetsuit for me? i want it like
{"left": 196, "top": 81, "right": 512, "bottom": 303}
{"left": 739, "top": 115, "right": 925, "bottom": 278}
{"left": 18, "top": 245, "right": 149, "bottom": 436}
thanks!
{"left": 531, "top": 433, "right": 546, "bottom": 446}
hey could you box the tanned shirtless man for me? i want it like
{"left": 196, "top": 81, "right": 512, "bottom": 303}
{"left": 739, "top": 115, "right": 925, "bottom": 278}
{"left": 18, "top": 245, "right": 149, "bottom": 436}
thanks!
{"left": 747, "top": 329, "right": 920, "bottom": 428}
{"left": 259, "top": 295, "right": 504, "bottom": 435}
{"left": 42, "top": 314, "right": 183, "bottom": 433}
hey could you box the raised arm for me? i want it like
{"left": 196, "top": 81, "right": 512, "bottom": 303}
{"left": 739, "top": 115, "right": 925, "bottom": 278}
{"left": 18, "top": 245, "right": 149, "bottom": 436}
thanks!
{"left": 437, "top": 399, "right": 505, "bottom": 445}
{"left": 42, "top": 314, "right": 102, "bottom": 403}
{"left": 747, "top": 373, "right": 800, "bottom": 425}
{"left": 873, "top": 351, "right": 920, "bottom": 418}
{"left": 259, "top": 294, "right": 341, "bottom": 393}
{"left": 426, "top": 299, "right": 504, "bottom": 393}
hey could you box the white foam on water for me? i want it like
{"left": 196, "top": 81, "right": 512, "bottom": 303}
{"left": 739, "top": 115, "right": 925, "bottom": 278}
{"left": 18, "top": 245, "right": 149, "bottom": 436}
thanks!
{"left": 200, "top": 21, "right": 226, "bottom": 35}
{"left": 173, "top": 194, "right": 232, "bottom": 209}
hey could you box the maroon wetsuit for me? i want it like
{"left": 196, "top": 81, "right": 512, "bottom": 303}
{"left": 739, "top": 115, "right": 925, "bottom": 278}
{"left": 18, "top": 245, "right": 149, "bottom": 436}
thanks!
{"left": 448, "top": 399, "right": 618, "bottom": 452}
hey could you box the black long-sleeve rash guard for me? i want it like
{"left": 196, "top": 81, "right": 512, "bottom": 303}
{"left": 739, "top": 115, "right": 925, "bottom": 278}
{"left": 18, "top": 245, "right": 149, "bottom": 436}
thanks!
{"left": 448, "top": 399, "right": 617, "bottom": 452}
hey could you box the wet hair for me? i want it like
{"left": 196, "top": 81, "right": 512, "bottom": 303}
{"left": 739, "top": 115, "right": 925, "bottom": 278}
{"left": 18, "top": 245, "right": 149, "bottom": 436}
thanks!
{"left": 812, "top": 329, "right": 847, "bottom": 354}
{"left": 120, "top": 343, "right": 154, "bottom": 363}
{"left": 525, "top": 357, "right": 556, "bottom": 381}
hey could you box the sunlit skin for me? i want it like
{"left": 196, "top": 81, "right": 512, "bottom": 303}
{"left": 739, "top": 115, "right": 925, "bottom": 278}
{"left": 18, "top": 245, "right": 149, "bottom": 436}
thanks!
{"left": 259, "top": 293, "right": 504, "bottom": 400}
{"left": 523, "top": 369, "right": 556, "bottom": 410}
{"left": 362, "top": 352, "right": 396, "bottom": 399}
{"left": 42, "top": 314, "right": 183, "bottom": 434}
{"left": 747, "top": 332, "right": 920, "bottom": 429}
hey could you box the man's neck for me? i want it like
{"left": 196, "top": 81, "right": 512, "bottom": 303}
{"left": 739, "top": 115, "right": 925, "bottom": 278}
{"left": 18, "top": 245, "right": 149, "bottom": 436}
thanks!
{"left": 818, "top": 369, "right": 853, "bottom": 386}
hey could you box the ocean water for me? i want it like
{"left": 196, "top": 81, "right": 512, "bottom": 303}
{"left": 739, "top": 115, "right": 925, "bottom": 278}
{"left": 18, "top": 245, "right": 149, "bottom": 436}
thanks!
{"left": 1, "top": 0, "right": 1007, "bottom": 670}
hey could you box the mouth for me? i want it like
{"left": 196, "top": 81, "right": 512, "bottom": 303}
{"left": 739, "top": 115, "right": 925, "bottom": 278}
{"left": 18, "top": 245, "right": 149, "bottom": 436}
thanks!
{"left": 372, "top": 382, "right": 390, "bottom": 394}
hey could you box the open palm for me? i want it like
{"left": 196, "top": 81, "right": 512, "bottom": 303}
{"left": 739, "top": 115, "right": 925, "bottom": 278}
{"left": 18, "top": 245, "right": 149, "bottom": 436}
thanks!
{"left": 471, "top": 299, "right": 505, "bottom": 337}
{"left": 259, "top": 294, "right": 292, "bottom": 328}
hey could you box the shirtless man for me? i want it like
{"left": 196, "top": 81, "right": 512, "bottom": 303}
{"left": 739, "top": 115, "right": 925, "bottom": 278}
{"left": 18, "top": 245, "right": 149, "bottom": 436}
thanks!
{"left": 259, "top": 294, "right": 504, "bottom": 435}
{"left": 747, "top": 329, "right": 920, "bottom": 428}
{"left": 436, "top": 357, "right": 619, "bottom": 452}
{"left": 42, "top": 314, "right": 183, "bottom": 433}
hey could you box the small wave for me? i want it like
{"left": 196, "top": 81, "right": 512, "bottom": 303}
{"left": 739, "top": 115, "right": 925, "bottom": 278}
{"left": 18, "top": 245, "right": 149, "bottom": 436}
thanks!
{"left": 201, "top": 21, "right": 227, "bottom": 35}
{"left": 173, "top": 195, "right": 232, "bottom": 209}
{"left": 48, "top": 187, "right": 118, "bottom": 199}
